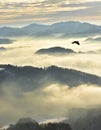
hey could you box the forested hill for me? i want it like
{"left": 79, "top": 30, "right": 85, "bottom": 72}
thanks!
{"left": 0, "top": 64, "right": 101, "bottom": 91}
{"left": 35, "top": 47, "right": 76, "bottom": 55}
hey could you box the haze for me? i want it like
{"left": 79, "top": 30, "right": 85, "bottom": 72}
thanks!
{"left": 0, "top": 35, "right": 101, "bottom": 126}
{"left": 0, "top": 0, "right": 101, "bottom": 128}
{"left": 0, "top": 37, "right": 101, "bottom": 76}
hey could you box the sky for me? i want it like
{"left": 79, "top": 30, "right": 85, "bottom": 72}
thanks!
{"left": 0, "top": 0, "right": 101, "bottom": 127}
{"left": 0, "top": 0, "right": 101, "bottom": 27}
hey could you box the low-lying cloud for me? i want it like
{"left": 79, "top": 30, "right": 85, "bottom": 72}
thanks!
{"left": 0, "top": 83, "right": 101, "bottom": 126}
{"left": 0, "top": 38, "right": 101, "bottom": 76}
{"left": 0, "top": 37, "right": 101, "bottom": 126}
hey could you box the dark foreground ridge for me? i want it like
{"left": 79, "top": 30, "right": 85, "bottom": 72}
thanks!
{"left": 6, "top": 118, "right": 72, "bottom": 130}
{"left": 0, "top": 64, "right": 101, "bottom": 91}
{"left": 5, "top": 112, "right": 101, "bottom": 130}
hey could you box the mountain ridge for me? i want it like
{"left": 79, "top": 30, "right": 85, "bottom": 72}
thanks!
{"left": 0, "top": 21, "right": 100, "bottom": 37}
{"left": 0, "top": 64, "right": 100, "bottom": 92}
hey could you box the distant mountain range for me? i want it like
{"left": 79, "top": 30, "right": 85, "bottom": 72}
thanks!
{"left": 85, "top": 36, "right": 101, "bottom": 42}
{"left": 0, "top": 38, "right": 14, "bottom": 44}
{"left": 0, "top": 65, "right": 101, "bottom": 92}
{"left": 0, "top": 21, "right": 101, "bottom": 37}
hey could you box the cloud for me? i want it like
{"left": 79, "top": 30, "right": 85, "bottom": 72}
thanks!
{"left": 0, "top": 37, "right": 101, "bottom": 126}
{"left": 0, "top": 0, "right": 101, "bottom": 25}
{"left": 0, "top": 38, "right": 101, "bottom": 76}
{"left": 0, "top": 83, "right": 101, "bottom": 126}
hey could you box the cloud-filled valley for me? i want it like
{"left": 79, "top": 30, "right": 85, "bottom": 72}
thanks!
{"left": 0, "top": 41, "right": 101, "bottom": 127}
{"left": 0, "top": 76, "right": 101, "bottom": 128}
{"left": 0, "top": 37, "right": 101, "bottom": 76}
{"left": 0, "top": 29, "right": 101, "bottom": 130}
{"left": 0, "top": 0, "right": 101, "bottom": 128}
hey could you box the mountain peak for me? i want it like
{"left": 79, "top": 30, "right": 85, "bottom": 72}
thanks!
{"left": 0, "top": 21, "right": 100, "bottom": 37}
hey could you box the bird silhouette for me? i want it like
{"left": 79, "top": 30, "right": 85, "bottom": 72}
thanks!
{"left": 72, "top": 41, "right": 80, "bottom": 45}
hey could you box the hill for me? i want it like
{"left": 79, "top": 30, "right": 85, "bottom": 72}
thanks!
{"left": 0, "top": 27, "right": 27, "bottom": 37}
{"left": 0, "top": 21, "right": 101, "bottom": 37}
{"left": 35, "top": 47, "right": 76, "bottom": 55}
{"left": 0, "top": 65, "right": 100, "bottom": 92}
{"left": 0, "top": 38, "right": 14, "bottom": 44}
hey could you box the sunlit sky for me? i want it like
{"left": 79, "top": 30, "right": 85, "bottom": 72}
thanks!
{"left": 0, "top": 0, "right": 101, "bottom": 26}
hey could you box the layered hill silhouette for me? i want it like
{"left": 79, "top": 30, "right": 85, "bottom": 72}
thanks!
{"left": 6, "top": 118, "right": 72, "bottom": 130}
{"left": 0, "top": 27, "right": 27, "bottom": 37}
{"left": 0, "top": 21, "right": 101, "bottom": 37}
{"left": 35, "top": 47, "right": 76, "bottom": 55}
{"left": 0, "top": 65, "right": 101, "bottom": 92}
{"left": 85, "top": 36, "right": 101, "bottom": 42}
{"left": 0, "top": 38, "right": 14, "bottom": 44}
{"left": 3, "top": 110, "right": 101, "bottom": 130}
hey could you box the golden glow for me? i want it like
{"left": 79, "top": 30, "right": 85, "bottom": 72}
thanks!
{"left": 0, "top": 0, "right": 101, "bottom": 26}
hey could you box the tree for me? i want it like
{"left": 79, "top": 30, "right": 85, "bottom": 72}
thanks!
{"left": 7, "top": 118, "right": 40, "bottom": 130}
{"left": 40, "top": 122, "right": 72, "bottom": 130}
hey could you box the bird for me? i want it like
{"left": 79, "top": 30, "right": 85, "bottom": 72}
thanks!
{"left": 72, "top": 41, "right": 80, "bottom": 45}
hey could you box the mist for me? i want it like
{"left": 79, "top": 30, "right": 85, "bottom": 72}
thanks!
{"left": 0, "top": 37, "right": 101, "bottom": 76}
{"left": 0, "top": 36, "right": 101, "bottom": 127}
{"left": 0, "top": 83, "right": 101, "bottom": 126}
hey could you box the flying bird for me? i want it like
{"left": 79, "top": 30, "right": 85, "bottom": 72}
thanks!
{"left": 72, "top": 41, "right": 80, "bottom": 45}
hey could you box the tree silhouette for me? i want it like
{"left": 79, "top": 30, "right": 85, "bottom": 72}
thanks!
{"left": 40, "top": 122, "right": 72, "bottom": 130}
{"left": 7, "top": 118, "right": 40, "bottom": 130}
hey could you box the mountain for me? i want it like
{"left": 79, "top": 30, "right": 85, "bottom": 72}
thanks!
{"left": 0, "top": 38, "right": 14, "bottom": 44}
{"left": 0, "top": 27, "right": 27, "bottom": 37}
{"left": 30, "top": 21, "right": 101, "bottom": 37}
{"left": 22, "top": 21, "right": 101, "bottom": 37}
{"left": 0, "top": 21, "right": 101, "bottom": 37}
{"left": 0, "top": 65, "right": 101, "bottom": 92}
{"left": 21, "top": 23, "right": 49, "bottom": 35}
{"left": 35, "top": 47, "right": 76, "bottom": 55}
